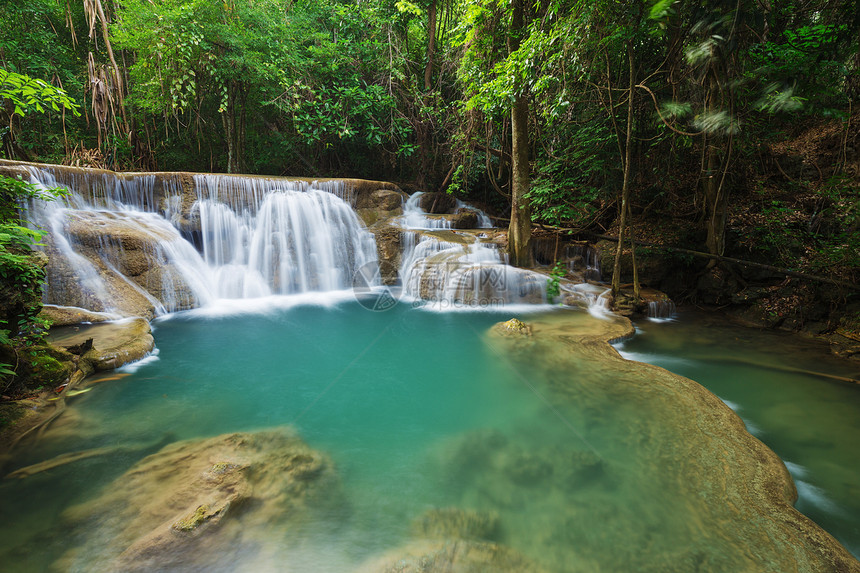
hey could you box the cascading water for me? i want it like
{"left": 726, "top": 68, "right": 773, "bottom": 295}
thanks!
{"left": 22, "top": 166, "right": 378, "bottom": 316}
{"left": 396, "top": 191, "right": 549, "bottom": 306}
{"left": 400, "top": 191, "right": 492, "bottom": 230}
{"left": 566, "top": 243, "right": 602, "bottom": 282}
{"left": 647, "top": 299, "right": 677, "bottom": 320}
{"left": 398, "top": 232, "right": 547, "bottom": 306}
{"left": 193, "top": 175, "right": 377, "bottom": 298}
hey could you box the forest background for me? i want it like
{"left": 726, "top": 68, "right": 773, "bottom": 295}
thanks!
{"left": 0, "top": 0, "right": 858, "bottom": 338}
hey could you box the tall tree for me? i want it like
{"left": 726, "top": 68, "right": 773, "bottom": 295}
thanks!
{"left": 506, "top": 0, "right": 533, "bottom": 267}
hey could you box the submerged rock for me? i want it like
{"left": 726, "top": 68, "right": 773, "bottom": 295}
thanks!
{"left": 361, "top": 504, "right": 540, "bottom": 573}
{"left": 57, "top": 428, "right": 343, "bottom": 572}
{"left": 356, "top": 539, "right": 546, "bottom": 573}
{"left": 412, "top": 508, "right": 500, "bottom": 541}
{"left": 479, "top": 313, "right": 860, "bottom": 573}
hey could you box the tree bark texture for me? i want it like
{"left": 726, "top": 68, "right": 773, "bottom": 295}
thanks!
{"left": 506, "top": 0, "right": 533, "bottom": 268}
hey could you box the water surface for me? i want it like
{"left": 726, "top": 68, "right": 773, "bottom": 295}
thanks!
{"left": 1, "top": 302, "right": 856, "bottom": 571}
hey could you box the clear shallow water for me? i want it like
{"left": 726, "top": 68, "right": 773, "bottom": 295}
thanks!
{"left": 0, "top": 302, "right": 579, "bottom": 571}
{"left": 618, "top": 311, "right": 860, "bottom": 558}
{"left": 0, "top": 302, "right": 857, "bottom": 571}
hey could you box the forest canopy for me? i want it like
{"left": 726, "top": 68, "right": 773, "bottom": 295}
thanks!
{"left": 0, "top": 0, "right": 858, "bottom": 281}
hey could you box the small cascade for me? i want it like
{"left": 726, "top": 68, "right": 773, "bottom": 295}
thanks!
{"left": 396, "top": 193, "right": 552, "bottom": 306}
{"left": 400, "top": 192, "right": 492, "bottom": 230}
{"left": 22, "top": 165, "right": 378, "bottom": 316}
{"left": 558, "top": 282, "right": 613, "bottom": 317}
{"left": 647, "top": 299, "right": 677, "bottom": 320}
{"left": 399, "top": 233, "right": 546, "bottom": 306}
{"left": 531, "top": 237, "right": 602, "bottom": 282}
{"left": 566, "top": 243, "right": 602, "bottom": 282}
{"left": 25, "top": 167, "right": 212, "bottom": 315}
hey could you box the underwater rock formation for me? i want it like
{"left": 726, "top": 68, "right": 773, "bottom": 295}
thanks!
{"left": 356, "top": 539, "right": 546, "bottom": 573}
{"left": 479, "top": 314, "right": 860, "bottom": 573}
{"left": 412, "top": 507, "right": 500, "bottom": 542}
{"left": 358, "top": 506, "right": 541, "bottom": 573}
{"left": 56, "top": 428, "right": 342, "bottom": 572}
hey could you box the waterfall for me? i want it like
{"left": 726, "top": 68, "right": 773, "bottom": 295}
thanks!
{"left": 566, "top": 243, "right": 602, "bottom": 282}
{"left": 22, "top": 166, "right": 378, "bottom": 316}
{"left": 398, "top": 233, "right": 547, "bottom": 306}
{"left": 400, "top": 191, "right": 492, "bottom": 230}
{"left": 647, "top": 299, "right": 677, "bottom": 320}
{"left": 394, "top": 190, "right": 551, "bottom": 307}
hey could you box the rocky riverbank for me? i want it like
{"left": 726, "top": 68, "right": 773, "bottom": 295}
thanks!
{"left": 0, "top": 308, "right": 155, "bottom": 458}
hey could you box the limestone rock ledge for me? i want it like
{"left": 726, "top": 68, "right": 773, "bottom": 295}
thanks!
{"left": 49, "top": 316, "right": 155, "bottom": 372}
{"left": 486, "top": 313, "right": 860, "bottom": 573}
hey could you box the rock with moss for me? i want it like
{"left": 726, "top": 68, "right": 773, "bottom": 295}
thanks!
{"left": 450, "top": 208, "right": 480, "bottom": 229}
{"left": 48, "top": 318, "right": 155, "bottom": 371}
{"left": 355, "top": 188, "right": 408, "bottom": 226}
{"left": 0, "top": 344, "right": 75, "bottom": 397}
{"left": 496, "top": 318, "right": 532, "bottom": 336}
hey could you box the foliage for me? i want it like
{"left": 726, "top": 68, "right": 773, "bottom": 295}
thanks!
{"left": 0, "top": 0, "right": 856, "bottom": 286}
{"left": 0, "top": 175, "right": 66, "bottom": 388}
{"left": 0, "top": 69, "right": 81, "bottom": 119}
{"left": 546, "top": 261, "right": 567, "bottom": 300}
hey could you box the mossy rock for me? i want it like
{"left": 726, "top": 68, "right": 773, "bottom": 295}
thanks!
{"left": 0, "top": 344, "right": 75, "bottom": 396}
{"left": 496, "top": 318, "right": 532, "bottom": 336}
{"left": 39, "top": 305, "right": 117, "bottom": 327}
{"left": 28, "top": 352, "right": 74, "bottom": 387}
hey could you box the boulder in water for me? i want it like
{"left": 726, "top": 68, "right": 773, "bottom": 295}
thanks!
{"left": 48, "top": 318, "right": 155, "bottom": 371}
{"left": 368, "top": 224, "right": 403, "bottom": 285}
{"left": 418, "top": 192, "right": 458, "bottom": 214}
{"left": 450, "top": 208, "right": 480, "bottom": 229}
{"left": 497, "top": 318, "right": 532, "bottom": 336}
{"left": 355, "top": 188, "right": 408, "bottom": 226}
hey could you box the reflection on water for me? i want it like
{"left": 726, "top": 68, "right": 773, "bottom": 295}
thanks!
{"left": 619, "top": 309, "right": 860, "bottom": 557}
{"left": 0, "top": 303, "right": 857, "bottom": 571}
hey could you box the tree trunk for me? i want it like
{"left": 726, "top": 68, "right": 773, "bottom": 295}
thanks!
{"left": 506, "top": 0, "right": 532, "bottom": 268}
{"left": 628, "top": 200, "right": 640, "bottom": 301}
{"left": 703, "top": 70, "right": 729, "bottom": 257}
{"left": 424, "top": 0, "right": 437, "bottom": 91}
{"left": 93, "top": 0, "right": 128, "bottom": 132}
{"left": 222, "top": 81, "right": 246, "bottom": 174}
{"left": 223, "top": 87, "right": 236, "bottom": 174}
{"left": 612, "top": 43, "right": 636, "bottom": 297}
